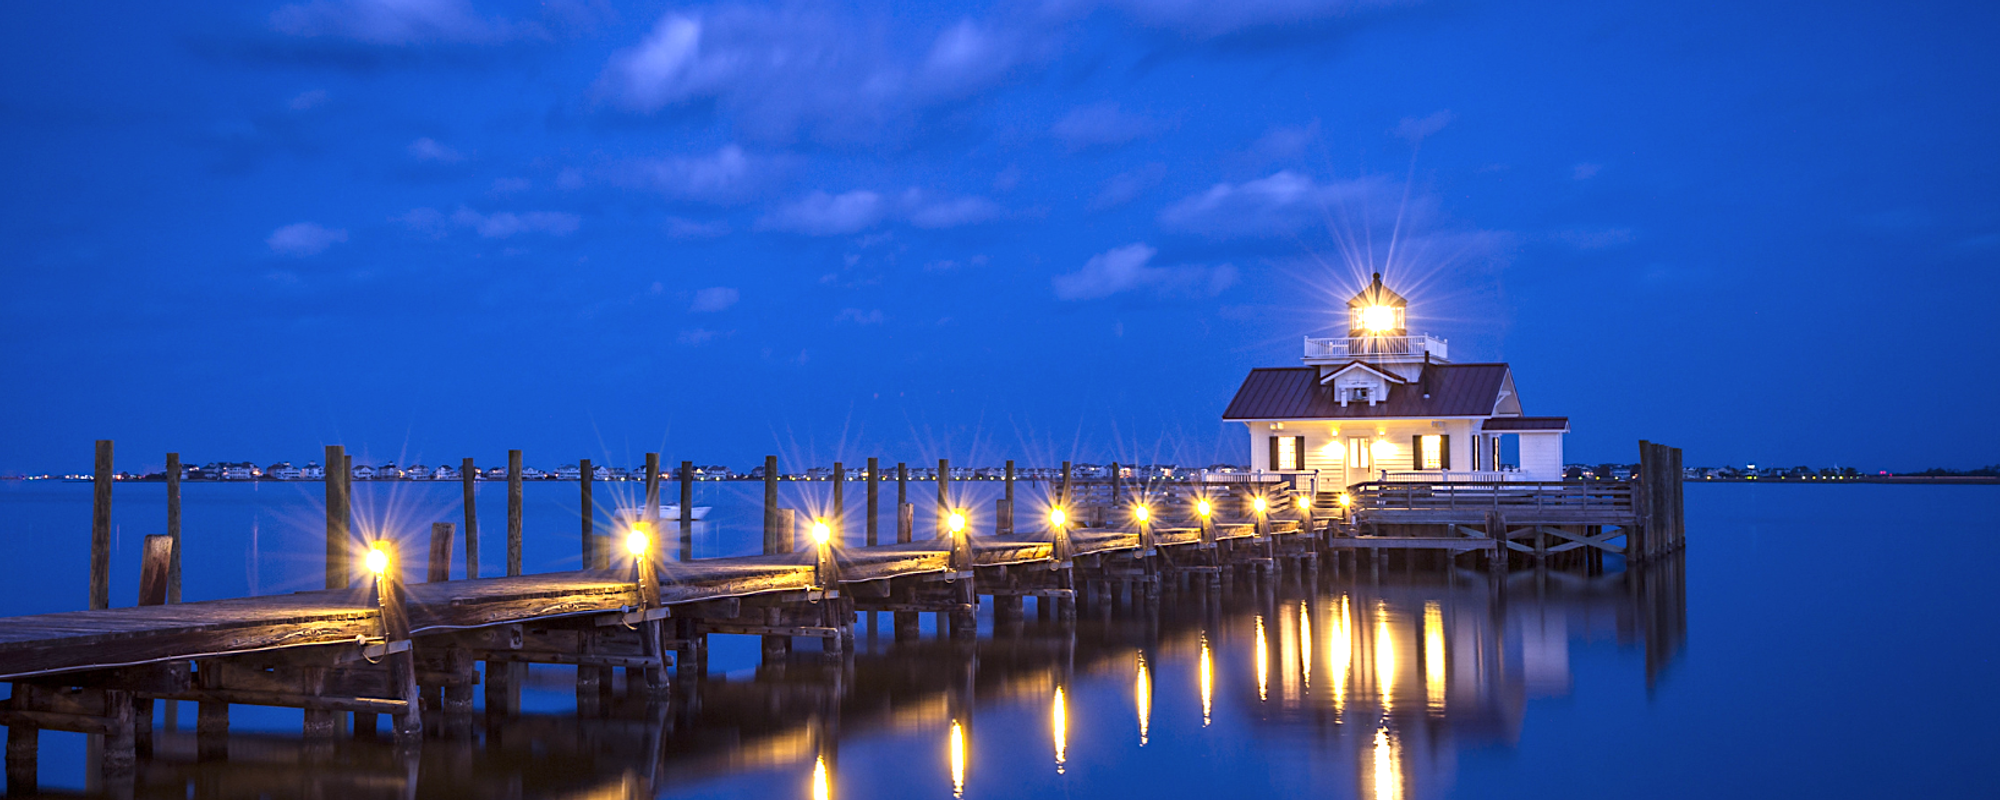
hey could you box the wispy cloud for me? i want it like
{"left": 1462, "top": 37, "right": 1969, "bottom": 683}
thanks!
{"left": 625, "top": 144, "right": 778, "bottom": 204}
{"left": 1159, "top": 171, "right": 1399, "bottom": 238}
{"left": 1052, "top": 243, "right": 1237, "bottom": 301}
{"left": 1394, "top": 110, "right": 1452, "bottom": 143}
{"left": 270, "top": 0, "right": 530, "bottom": 45}
{"left": 406, "top": 136, "right": 463, "bottom": 163}
{"left": 1084, "top": 0, "right": 1421, "bottom": 38}
{"left": 398, "top": 206, "right": 579, "bottom": 238}
{"left": 267, "top": 221, "right": 348, "bottom": 256}
{"left": 1089, "top": 163, "right": 1168, "bottom": 210}
{"left": 1052, "top": 102, "right": 1164, "bottom": 152}
{"left": 690, "top": 286, "right": 740, "bottom": 312}
{"left": 759, "top": 188, "right": 1003, "bottom": 235}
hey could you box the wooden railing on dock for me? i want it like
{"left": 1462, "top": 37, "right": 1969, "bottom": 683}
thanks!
{"left": 1348, "top": 480, "right": 1638, "bottom": 524}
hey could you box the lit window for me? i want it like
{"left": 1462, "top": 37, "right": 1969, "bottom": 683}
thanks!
{"left": 1276, "top": 436, "right": 1299, "bottom": 470}
{"left": 1421, "top": 435, "right": 1442, "bottom": 470}
{"left": 1349, "top": 438, "right": 1371, "bottom": 469}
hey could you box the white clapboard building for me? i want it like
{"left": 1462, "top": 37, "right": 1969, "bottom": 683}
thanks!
{"left": 1222, "top": 273, "right": 1568, "bottom": 491}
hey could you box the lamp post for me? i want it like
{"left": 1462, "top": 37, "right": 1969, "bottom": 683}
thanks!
{"left": 1050, "top": 505, "right": 1071, "bottom": 566}
{"left": 811, "top": 519, "right": 837, "bottom": 589}
{"left": 1195, "top": 497, "right": 1215, "bottom": 549}
{"left": 365, "top": 541, "right": 422, "bottom": 745}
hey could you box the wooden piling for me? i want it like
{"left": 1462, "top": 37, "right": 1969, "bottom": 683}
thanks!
{"left": 897, "top": 463, "right": 911, "bottom": 544}
{"left": 1001, "top": 460, "right": 1015, "bottom": 536}
{"left": 1060, "top": 460, "right": 1073, "bottom": 512}
{"left": 461, "top": 457, "right": 479, "bottom": 580}
{"left": 91, "top": 439, "right": 112, "bottom": 610}
{"left": 833, "top": 462, "right": 845, "bottom": 543}
{"left": 507, "top": 450, "right": 523, "bottom": 577}
{"left": 166, "top": 452, "right": 182, "bottom": 604}
{"left": 937, "top": 458, "right": 950, "bottom": 539}
{"left": 580, "top": 458, "right": 595, "bottom": 570}
{"left": 1110, "top": 461, "right": 1122, "bottom": 505}
{"left": 428, "top": 523, "right": 454, "bottom": 582}
{"left": 6, "top": 685, "right": 37, "bottom": 792}
{"left": 325, "top": 445, "right": 348, "bottom": 590}
{"left": 678, "top": 459, "right": 694, "bottom": 560}
{"left": 866, "top": 457, "right": 880, "bottom": 546}
{"left": 371, "top": 542, "right": 423, "bottom": 744}
{"left": 644, "top": 453, "right": 662, "bottom": 526}
{"left": 763, "top": 456, "right": 780, "bottom": 554}
{"left": 138, "top": 535, "right": 172, "bottom": 607}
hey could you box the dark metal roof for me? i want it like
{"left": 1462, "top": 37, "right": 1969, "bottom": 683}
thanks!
{"left": 1221, "top": 364, "right": 1513, "bottom": 420}
{"left": 1482, "top": 416, "right": 1569, "bottom": 431}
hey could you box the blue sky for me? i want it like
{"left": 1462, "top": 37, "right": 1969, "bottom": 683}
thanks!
{"left": 3, "top": 0, "right": 1996, "bottom": 474}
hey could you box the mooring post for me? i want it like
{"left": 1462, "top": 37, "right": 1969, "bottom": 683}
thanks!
{"left": 1000, "top": 460, "right": 1015, "bottom": 536}
{"left": 580, "top": 458, "right": 595, "bottom": 571}
{"left": 428, "top": 523, "right": 454, "bottom": 582}
{"left": 461, "top": 457, "right": 479, "bottom": 579}
{"left": 507, "top": 450, "right": 523, "bottom": 577}
{"left": 863, "top": 457, "right": 879, "bottom": 547}
{"left": 325, "top": 445, "right": 348, "bottom": 590}
{"left": 644, "top": 452, "right": 662, "bottom": 530}
{"left": 897, "top": 462, "right": 912, "bottom": 544}
{"left": 133, "top": 535, "right": 172, "bottom": 755}
{"left": 1111, "top": 461, "right": 1122, "bottom": 506}
{"left": 6, "top": 684, "right": 38, "bottom": 793}
{"left": 764, "top": 506, "right": 796, "bottom": 663}
{"left": 679, "top": 459, "right": 695, "bottom": 559}
{"left": 937, "top": 458, "right": 950, "bottom": 539}
{"left": 166, "top": 452, "right": 182, "bottom": 604}
{"left": 762, "top": 455, "right": 780, "bottom": 553}
{"left": 1060, "top": 460, "right": 1073, "bottom": 518}
{"left": 833, "top": 461, "right": 845, "bottom": 544}
{"left": 91, "top": 439, "right": 112, "bottom": 610}
{"left": 368, "top": 541, "right": 423, "bottom": 745}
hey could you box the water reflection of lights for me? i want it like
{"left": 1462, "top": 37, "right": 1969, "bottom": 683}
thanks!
{"left": 1255, "top": 615, "right": 1269, "bottom": 702}
{"left": 1299, "top": 602, "right": 1313, "bottom": 690}
{"left": 1424, "top": 601, "right": 1446, "bottom": 714}
{"left": 1199, "top": 634, "right": 1214, "bottom": 727}
{"left": 1135, "top": 655, "right": 1152, "bottom": 746}
{"left": 1375, "top": 602, "right": 1396, "bottom": 710}
{"left": 949, "top": 720, "right": 966, "bottom": 798}
{"left": 1330, "top": 595, "right": 1352, "bottom": 714}
{"left": 1052, "top": 686, "right": 1068, "bottom": 774}
{"left": 812, "top": 755, "right": 830, "bottom": 800}
{"left": 1371, "top": 726, "right": 1404, "bottom": 800}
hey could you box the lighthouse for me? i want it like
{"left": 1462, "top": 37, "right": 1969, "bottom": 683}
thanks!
{"left": 1221, "top": 273, "right": 1569, "bottom": 493}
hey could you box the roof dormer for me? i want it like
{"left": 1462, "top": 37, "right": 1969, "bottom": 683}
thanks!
{"left": 1318, "top": 361, "right": 1405, "bottom": 407}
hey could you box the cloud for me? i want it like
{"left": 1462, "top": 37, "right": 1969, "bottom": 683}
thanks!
{"left": 288, "top": 89, "right": 329, "bottom": 111}
{"left": 406, "top": 137, "right": 463, "bottom": 163}
{"left": 1053, "top": 243, "right": 1238, "bottom": 301}
{"left": 1572, "top": 162, "right": 1602, "bottom": 180}
{"left": 1089, "top": 163, "right": 1168, "bottom": 210}
{"left": 901, "top": 189, "right": 1002, "bottom": 228}
{"left": 1395, "top": 110, "right": 1452, "bottom": 143}
{"left": 599, "top": 8, "right": 1038, "bottom": 143}
{"left": 1085, "top": 0, "right": 1420, "bottom": 38}
{"left": 627, "top": 144, "right": 775, "bottom": 204}
{"left": 760, "top": 188, "right": 1003, "bottom": 235}
{"left": 664, "top": 217, "right": 731, "bottom": 239}
{"left": 835, "top": 308, "right": 884, "bottom": 324}
{"left": 1052, "top": 102, "right": 1163, "bottom": 151}
{"left": 1158, "top": 171, "right": 1398, "bottom": 238}
{"left": 1247, "top": 121, "right": 1320, "bottom": 161}
{"left": 270, "top": 0, "right": 528, "bottom": 45}
{"left": 690, "top": 286, "right": 740, "bottom": 312}
{"left": 450, "top": 208, "right": 579, "bottom": 238}
{"left": 759, "top": 190, "right": 886, "bottom": 235}
{"left": 267, "top": 222, "right": 348, "bottom": 256}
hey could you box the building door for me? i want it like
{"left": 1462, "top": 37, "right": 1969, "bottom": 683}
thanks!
{"left": 1344, "top": 437, "right": 1373, "bottom": 488}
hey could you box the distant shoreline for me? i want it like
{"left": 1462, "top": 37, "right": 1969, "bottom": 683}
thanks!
{"left": 6, "top": 475, "right": 1995, "bottom": 486}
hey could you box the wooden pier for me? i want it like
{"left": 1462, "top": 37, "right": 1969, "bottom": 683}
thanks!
{"left": 0, "top": 441, "right": 1684, "bottom": 795}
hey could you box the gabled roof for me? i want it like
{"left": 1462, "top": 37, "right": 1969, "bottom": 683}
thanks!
{"left": 1221, "top": 363, "right": 1514, "bottom": 420}
{"left": 1316, "top": 360, "right": 1407, "bottom": 385}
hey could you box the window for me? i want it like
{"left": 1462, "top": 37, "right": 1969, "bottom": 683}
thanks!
{"left": 1270, "top": 435, "right": 1303, "bottom": 471}
{"left": 1349, "top": 438, "right": 1370, "bottom": 469}
{"left": 1420, "top": 435, "right": 1442, "bottom": 470}
{"left": 1349, "top": 386, "right": 1370, "bottom": 403}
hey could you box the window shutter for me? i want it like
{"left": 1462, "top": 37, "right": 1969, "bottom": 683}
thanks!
{"left": 1411, "top": 435, "right": 1422, "bottom": 471}
{"left": 1441, "top": 435, "right": 1452, "bottom": 470}
{"left": 1268, "top": 435, "right": 1281, "bottom": 472}
{"left": 1294, "top": 436, "right": 1307, "bottom": 472}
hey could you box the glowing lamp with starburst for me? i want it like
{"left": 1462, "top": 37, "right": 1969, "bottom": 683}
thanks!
{"left": 1347, "top": 272, "right": 1408, "bottom": 337}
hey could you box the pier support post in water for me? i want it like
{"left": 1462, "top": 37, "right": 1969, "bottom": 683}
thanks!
{"left": 1000, "top": 460, "right": 1015, "bottom": 536}
{"left": 91, "top": 439, "right": 112, "bottom": 610}
{"left": 762, "top": 455, "right": 780, "bottom": 553}
{"left": 325, "top": 445, "right": 348, "bottom": 590}
{"left": 833, "top": 462, "right": 845, "bottom": 542}
{"left": 866, "top": 457, "right": 879, "bottom": 546}
{"left": 461, "top": 457, "right": 479, "bottom": 579}
{"left": 644, "top": 452, "right": 662, "bottom": 531}
{"left": 897, "top": 463, "right": 911, "bottom": 543}
{"left": 166, "top": 452, "right": 182, "bottom": 604}
{"left": 428, "top": 523, "right": 454, "bottom": 582}
{"left": 370, "top": 540, "right": 423, "bottom": 745}
{"left": 507, "top": 450, "right": 523, "bottom": 577}
{"left": 680, "top": 459, "right": 695, "bottom": 559}
{"left": 580, "top": 458, "right": 596, "bottom": 570}
{"left": 937, "top": 458, "right": 950, "bottom": 538}
{"left": 6, "top": 685, "right": 37, "bottom": 793}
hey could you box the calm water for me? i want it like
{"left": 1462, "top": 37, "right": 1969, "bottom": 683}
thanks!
{"left": 1, "top": 481, "right": 1996, "bottom": 798}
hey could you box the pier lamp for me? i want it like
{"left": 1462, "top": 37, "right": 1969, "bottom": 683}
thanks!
{"left": 365, "top": 541, "right": 391, "bottom": 577}
{"left": 1253, "top": 496, "right": 1267, "bottom": 514}
{"left": 1296, "top": 495, "right": 1311, "bottom": 511}
{"left": 1338, "top": 492, "right": 1353, "bottom": 508}
{"left": 947, "top": 511, "right": 966, "bottom": 535}
{"left": 1050, "top": 507, "right": 1067, "bottom": 528}
{"left": 626, "top": 523, "right": 652, "bottom": 558}
{"left": 812, "top": 519, "right": 832, "bottom": 546}
{"left": 1133, "top": 505, "right": 1150, "bottom": 523}
{"left": 1195, "top": 498, "right": 1212, "bottom": 519}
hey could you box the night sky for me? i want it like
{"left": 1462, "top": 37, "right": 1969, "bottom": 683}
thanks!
{"left": 3, "top": 0, "right": 1995, "bottom": 475}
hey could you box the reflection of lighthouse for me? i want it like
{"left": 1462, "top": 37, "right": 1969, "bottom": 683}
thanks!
{"left": 1229, "top": 562, "right": 1685, "bottom": 800}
